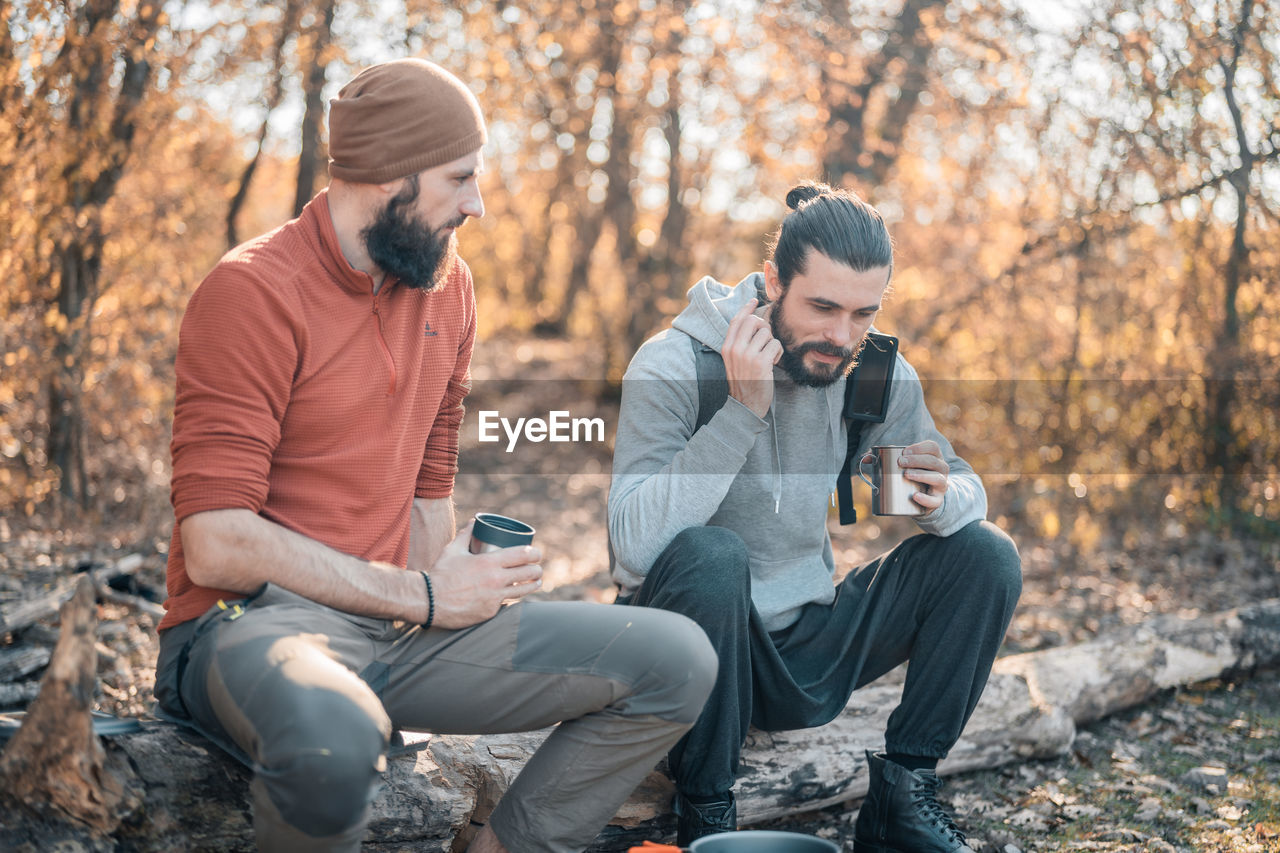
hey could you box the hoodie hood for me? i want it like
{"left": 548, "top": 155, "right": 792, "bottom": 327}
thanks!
{"left": 672, "top": 273, "right": 767, "bottom": 352}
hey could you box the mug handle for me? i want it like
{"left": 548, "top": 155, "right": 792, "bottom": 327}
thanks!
{"left": 857, "top": 452, "right": 877, "bottom": 493}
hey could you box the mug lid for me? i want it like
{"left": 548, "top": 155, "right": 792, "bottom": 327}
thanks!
{"left": 472, "top": 513, "right": 536, "bottom": 548}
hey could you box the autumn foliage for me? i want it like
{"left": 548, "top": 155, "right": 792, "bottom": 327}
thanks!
{"left": 2, "top": 0, "right": 1277, "bottom": 545}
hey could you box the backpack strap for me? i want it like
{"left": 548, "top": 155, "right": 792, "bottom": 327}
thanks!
{"left": 835, "top": 428, "right": 863, "bottom": 525}
{"left": 692, "top": 336, "right": 728, "bottom": 434}
{"left": 836, "top": 332, "right": 899, "bottom": 524}
{"left": 689, "top": 331, "right": 899, "bottom": 525}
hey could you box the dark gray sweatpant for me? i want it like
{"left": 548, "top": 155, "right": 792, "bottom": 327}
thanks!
{"left": 621, "top": 520, "right": 1021, "bottom": 797}
{"left": 154, "top": 584, "right": 717, "bottom": 852}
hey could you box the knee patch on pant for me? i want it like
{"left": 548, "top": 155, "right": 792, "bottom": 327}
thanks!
{"left": 256, "top": 690, "right": 387, "bottom": 837}
{"left": 207, "top": 632, "right": 390, "bottom": 840}
{"left": 602, "top": 608, "right": 718, "bottom": 725}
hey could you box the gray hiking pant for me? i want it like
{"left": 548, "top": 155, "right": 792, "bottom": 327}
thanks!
{"left": 154, "top": 583, "right": 716, "bottom": 852}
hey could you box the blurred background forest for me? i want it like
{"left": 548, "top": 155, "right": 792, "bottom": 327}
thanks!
{"left": 1, "top": 0, "right": 1278, "bottom": 566}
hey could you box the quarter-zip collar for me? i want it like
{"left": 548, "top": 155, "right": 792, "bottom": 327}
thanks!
{"left": 302, "top": 190, "right": 403, "bottom": 395}
{"left": 305, "top": 188, "right": 389, "bottom": 296}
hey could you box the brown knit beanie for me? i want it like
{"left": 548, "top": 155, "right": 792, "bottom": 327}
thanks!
{"left": 328, "top": 58, "right": 487, "bottom": 185}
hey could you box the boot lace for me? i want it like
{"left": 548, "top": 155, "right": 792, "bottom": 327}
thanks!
{"left": 912, "top": 773, "right": 968, "bottom": 846}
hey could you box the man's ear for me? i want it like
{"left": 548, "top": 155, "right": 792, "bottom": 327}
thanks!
{"left": 763, "top": 261, "right": 784, "bottom": 302}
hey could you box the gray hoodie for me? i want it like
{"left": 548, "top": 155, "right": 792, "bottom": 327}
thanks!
{"left": 608, "top": 273, "right": 987, "bottom": 631}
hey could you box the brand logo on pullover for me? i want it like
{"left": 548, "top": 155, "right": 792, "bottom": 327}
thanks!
{"left": 423, "top": 321, "right": 438, "bottom": 338}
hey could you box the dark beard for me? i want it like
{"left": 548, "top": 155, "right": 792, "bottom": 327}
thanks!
{"left": 361, "top": 177, "right": 461, "bottom": 292}
{"left": 769, "top": 294, "right": 864, "bottom": 387}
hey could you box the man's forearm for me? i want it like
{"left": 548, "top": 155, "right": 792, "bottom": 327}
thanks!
{"left": 180, "top": 508, "right": 428, "bottom": 623}
{"left": 610, "top": 394, "right": 765, "bottom": 574}
{"left": 409, "top": 496, "right": 456, "bottom": 573}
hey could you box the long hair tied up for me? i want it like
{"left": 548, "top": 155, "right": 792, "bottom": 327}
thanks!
{"left": 769, "top": 181, "right": 893, "bottom": 289}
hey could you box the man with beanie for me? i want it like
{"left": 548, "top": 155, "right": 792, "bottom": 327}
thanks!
{"left": 153, "top": 58, "right": 716, "bottom": 853}
{"left": 609, "top": 183, "right": 1021, "bottom": 851}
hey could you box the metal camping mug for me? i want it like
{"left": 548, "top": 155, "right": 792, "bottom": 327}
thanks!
{"left": 687, "top": 830, "right": 840, "bottom": 852}
{"left": 468, "top": 513, "right": 536, "bottom": 554}
{"left": 857, "top": 445, "right": 926, "bottom": 517}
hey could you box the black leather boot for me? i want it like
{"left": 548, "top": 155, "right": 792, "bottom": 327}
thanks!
{"left": 854, "top": 751, "right": 974, "bottom": 853}
{"left": 673, "top": 790, "right": 737, "bottom": 845}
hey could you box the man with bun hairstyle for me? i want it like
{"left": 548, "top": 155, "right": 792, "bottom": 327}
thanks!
{"left": 609, "top": 183, "right": 1022, "bottom": 851}
{"left": 154, "top": 58, "right": 716, "bottom": 853}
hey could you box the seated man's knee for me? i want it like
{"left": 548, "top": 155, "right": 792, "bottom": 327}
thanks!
{"left": 660, "top": 526, "right": 751, "bottom": 589}
{"left": 258, "top": 689, "right": 388, "bottom": 837}
{"left": 612, "top": 609, "right": 718, "bottom": 725}
{"left": 957, "top": 520, "right": 1023, "bottom": 601}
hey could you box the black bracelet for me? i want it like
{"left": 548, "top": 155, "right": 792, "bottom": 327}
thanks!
{"left": 419, "top": 571, "right": 434, "bottom": 630}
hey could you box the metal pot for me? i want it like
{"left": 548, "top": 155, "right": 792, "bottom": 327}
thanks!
{"left": 688, "top": 830, "right": 840, "bottom": 852}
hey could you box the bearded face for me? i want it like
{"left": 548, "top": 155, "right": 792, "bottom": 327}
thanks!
{"left": 360, "top": 175, "right": 463, "bottom": 292}
{"left": 769, "top": 287, "right": 865, "bottom": 387}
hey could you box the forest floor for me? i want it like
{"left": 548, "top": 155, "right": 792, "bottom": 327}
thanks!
{"left": 1, "top": 334, "right": 1278, "bottom": 851}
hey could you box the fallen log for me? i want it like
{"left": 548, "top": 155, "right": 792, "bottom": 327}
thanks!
{"left": 0, "top": 647, "right": 52, "bottom": 683}
{"left": 996, "top": 600, "right": 1280, "bottom": 726}
{"left": 94, "top": 588, "right": 167, "bottom": 622}
{"left": 0, "top": 598, "right": 1276, "bottom": 852}
{"left": 0, "top": 681, "right": 42, "bottom": 708}
{"left": 0, "top": 554, "right": 146, "bottom": 637}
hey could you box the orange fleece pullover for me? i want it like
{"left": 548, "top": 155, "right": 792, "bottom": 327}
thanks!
{"left": 159, "top": 190, "right": 475, "bottom": 631}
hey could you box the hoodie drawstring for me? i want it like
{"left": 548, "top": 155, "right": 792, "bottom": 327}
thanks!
{"left": 770, "top": 405, "right": 782, "bottom": 514}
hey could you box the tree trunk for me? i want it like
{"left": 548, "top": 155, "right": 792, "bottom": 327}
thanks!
{"left": 542, "top": 202, "right": 606, "bottom": 337}
{"left": 44, "top": 0, "right": 162, "bottom": 508}
{"left": 821, "top": 0, "right": 946, "bottom": 189}
{"left": 46, "top": 0, "right": 110, "bottom": 507}
{"left": 0, "top": 0, "right": 18, "bottom": 120}
{"left": 1205, "top": 0, "right": 1255, "bottom": 515}
{"left": 48, "top": 264, "right": 90, "bottom": 507}
{"left": 527, "top": 148, "right": 587, "bottom": 334}
{"left": 226, "top": 0, "right": 302, "bottom": 248}
{"left": 4, "top": 599, "right": 1276, "bottom": 851}
{"left": 538, "top": 12, "right": 626, "bottom": 338}
{"left": 293, "top": 0, "right": 336, "bottom": 217}
{"left": 620, "top": 93, "right": 689, "bottom": 366}
{"left": 521, "top": 132, "right": 585, "bottom": 323}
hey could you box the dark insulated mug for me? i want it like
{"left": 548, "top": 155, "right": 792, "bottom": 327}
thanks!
{"left": 469, "top": 513, "right": 536, "bottom": 554}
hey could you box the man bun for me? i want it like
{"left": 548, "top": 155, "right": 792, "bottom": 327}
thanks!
{"left": 767, "top": 181, "right": 893, "bottom": 289}
{"left": 785, "top": 182, "right": 831, "bottom": 211}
